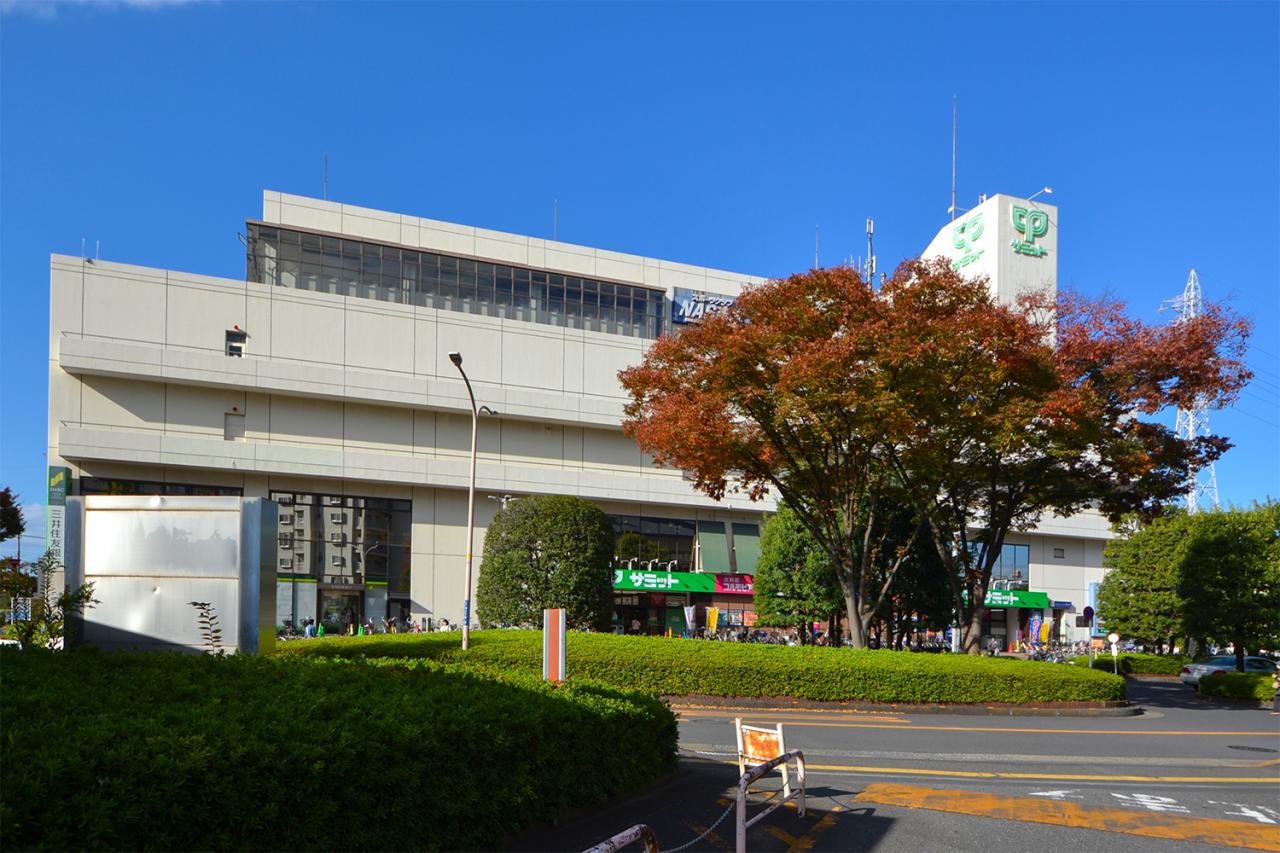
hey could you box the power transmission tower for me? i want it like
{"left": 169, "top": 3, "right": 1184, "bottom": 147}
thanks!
{"left": 1166, "top": 269, "right": 1220, "bottom": 513}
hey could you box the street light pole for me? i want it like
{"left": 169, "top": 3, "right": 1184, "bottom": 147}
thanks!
{"left": 448, "top": 351, "right": 495, "bottom": 652}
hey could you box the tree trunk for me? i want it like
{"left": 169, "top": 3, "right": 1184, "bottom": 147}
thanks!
{"left": 964, "top": 605, "right": 984, "bottom": 655}
{"left": 1235, "top": 640, "right": 1246, "bottom": 672}
{"left": 843, "top": 587, "right": 867, "bottom": 649}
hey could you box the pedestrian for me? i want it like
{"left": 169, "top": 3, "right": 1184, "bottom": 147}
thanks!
{"left": 1271, "top": 672, "right": 1279, "bottom": 716}
{"left": 304, "top": 618, "right": 316, "bottom": 639}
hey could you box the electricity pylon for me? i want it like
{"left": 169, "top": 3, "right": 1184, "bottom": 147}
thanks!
{"left": 1166, "top": 269, "right": 1220, "bottom": 513}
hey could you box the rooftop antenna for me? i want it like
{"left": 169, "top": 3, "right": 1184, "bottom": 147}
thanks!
{"left": 865, "top": 218, "right": 876, "bottom": 284}
{"left": 951, "top": 95, "right": 957, "bottom": 222}
{"left": 1162, "top": 269, "right": 1220, "bottom": 513}
{"left": 95, "top": 240, "right": 100, "bottom": 260}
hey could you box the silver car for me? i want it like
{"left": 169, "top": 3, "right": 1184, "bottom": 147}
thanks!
{"left": 1179, "top": 655, "right": 1278, "bottom": 686}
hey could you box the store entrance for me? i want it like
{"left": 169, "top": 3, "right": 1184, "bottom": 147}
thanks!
{"left": 320, "top": 589, "right": 362, "bottom": 636}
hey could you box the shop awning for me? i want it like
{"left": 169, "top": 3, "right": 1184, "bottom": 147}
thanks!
{"left": 697, "top": 521, "right": 731, "bottom": 572}
{"left": 731, "top": 522, "right": 762, "bottom": 573}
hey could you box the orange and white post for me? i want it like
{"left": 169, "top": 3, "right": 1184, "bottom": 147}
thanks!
{"left": 543, "top": 607, "right": 566, "bottom": 683}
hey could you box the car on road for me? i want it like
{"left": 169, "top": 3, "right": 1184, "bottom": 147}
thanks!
{"left": 1179, "top": 655, "right": 1278, "bottom": 687}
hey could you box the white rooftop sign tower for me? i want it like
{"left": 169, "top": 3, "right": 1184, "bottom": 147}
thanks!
{"left": 921, "top": 192, "right": 1059, "bottom": 305}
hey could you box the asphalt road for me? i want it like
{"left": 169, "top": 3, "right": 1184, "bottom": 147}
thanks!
{"left": 510, "top": 679, "right": 1280, "bottom": 852}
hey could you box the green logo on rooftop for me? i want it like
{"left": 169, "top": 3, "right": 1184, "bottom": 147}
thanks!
{"left": 1010, "top": 205, "right": 1049, "bottom": 258}
{"left": 950, "top": 212, "right": 985, "bottom": 270}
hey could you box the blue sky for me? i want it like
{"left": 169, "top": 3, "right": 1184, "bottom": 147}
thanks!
{"left": 1, "top": 1, "right": 1277, "bottom": 558}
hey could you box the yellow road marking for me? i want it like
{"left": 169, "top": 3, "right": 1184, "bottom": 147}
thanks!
{"left": 1254, "top": 758, "right": 1280, "bottom": 768}
{"left": 687, "top": 820, "right": 731, "bottom": 851}
{"left": 678, "top": 712, "right": 1280, "bottom": 737}
{"left": 763, "top": 825, "right": 809, "bottom": 850}
{"left": 854, "top": 783, "right": 1280, "bottom": 851}
{"left": 806, "top": 762, "right": 1279, "bottom": 784}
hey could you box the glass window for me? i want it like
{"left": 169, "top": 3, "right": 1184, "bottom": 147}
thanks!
{"left": 458, "top": 259, "right": 477, "bottom": 310}
{"left": 439, "top": 256, "right": 458, "bottom": 301}
{"left": 496, "top": 267, "right": 514, "bottom": 308}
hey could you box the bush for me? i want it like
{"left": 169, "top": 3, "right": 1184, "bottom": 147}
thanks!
{"left": 1197, "top": 671, "right": 1275, "bottom": 701}
{"left": 476, "top": 495, "right": 616, "bottom": 630}
{"left": 278, "top": 631, "right": 1126, "bottom": 704}
{"left": 0, "top": 648, "right": 676, "bottom": 851}
{"left": 1070, "top": 652, "right": 1190, "bottom": 675}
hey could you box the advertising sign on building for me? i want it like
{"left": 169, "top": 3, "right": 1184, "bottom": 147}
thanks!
{"left": 46, "top": 466, "right": 70, "bottom": 568}
{"left": 714, "top": 573, "right": 754, "bottom": 595}
{"left": 671, "top": 288, "right": 734, "bottom": 325}
{"left": 612, "top": 569, "right": 756, "bottom": 595}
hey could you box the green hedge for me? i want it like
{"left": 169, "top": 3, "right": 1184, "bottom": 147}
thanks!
{"left": 1070, "top": 652, "right": 1191, "bottom": 675}
{"left": 277, "top": 631, "right": 1125, "bottom": 704}
{"left": 1197, "top": 672, "right": 1276, "bottom": 701}
{"left": 0, "top": 648, "right": 676, "bottom": 851}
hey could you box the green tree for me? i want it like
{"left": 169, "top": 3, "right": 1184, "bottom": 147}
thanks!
{"left": 753, "top": 506, "right": 843, "bottom": 643}
{"left": 0, "top": 487, "right": 24, "bottom": 545}
{"left": 476, "top": 495, "right": 616, "bottom": 631}
{"left": 1099, "top": 511, "right": 1190, "bottom": 653}
{"left": 1178, "top": 503, "right": 1280, "bottom": 671}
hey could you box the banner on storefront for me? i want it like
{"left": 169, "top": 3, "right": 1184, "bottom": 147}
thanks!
{"left": 706, "top": 607, "right": 720, "bottom": 633}
{"left": 714, "top": 573, "right": 754, "bottom": 595}
{"left": 612, "top": 569, "right": 755, "bottom": 595}
{"left": 683, "top": 606, "right": 696, "bottom": 630}
{"left": 963, "top": 588, "right": 1050, "bottom": 609}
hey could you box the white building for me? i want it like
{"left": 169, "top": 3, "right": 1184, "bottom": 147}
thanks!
{"left": 45, "top": 190, "right": 1109, "bottom": 645}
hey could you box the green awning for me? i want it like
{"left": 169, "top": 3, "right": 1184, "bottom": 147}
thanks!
{"left": 697, "top": 521, "right": 731, "bottom": 572}
{"left": 731, "top": 522, "right": 762, "bottom": 574}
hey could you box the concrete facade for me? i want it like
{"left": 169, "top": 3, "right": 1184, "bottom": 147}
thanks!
{"left": 46, "top": 190, "right": 1109, "bottom": 642}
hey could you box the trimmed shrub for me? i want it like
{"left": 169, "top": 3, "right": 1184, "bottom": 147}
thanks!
{"left": 0, "top": 648, "right": 675, "bottom": 851}
{"left": 1070, "top": 652, "right": 1190, "bottom": 675}
{"left": 1198, "top": 671, "right": 1275, "bottom": 701}
{"left": 278, "top": 630, "right": 1126, "bottom": 704}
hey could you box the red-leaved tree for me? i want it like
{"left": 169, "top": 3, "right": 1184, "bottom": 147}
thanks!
{"left": 620, "top": 259, "right": 1250, "bottom": 652}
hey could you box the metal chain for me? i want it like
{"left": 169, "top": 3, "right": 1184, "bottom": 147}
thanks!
{"left": 659, "top": 787, "right": 782, "bottom": 853}
{"left": 660, "top": 799, "right": 736, "bottom": 853}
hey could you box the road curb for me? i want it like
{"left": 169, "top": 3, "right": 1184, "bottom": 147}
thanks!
{"left": 665, "top": 694, "right": 1141, "bottom": 717}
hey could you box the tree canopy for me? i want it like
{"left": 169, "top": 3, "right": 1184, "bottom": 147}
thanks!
{"left": 475, "top": 495, "right": 616, "bottom": 630}
{"left": 1099, "top": 511, "right": 1192, "bottom": 652}
{"left": 0, "top": 488, "right": 24, "bottom": 546}
{"left": 620, "top": 259, "right": 1250, "bottom": 652}
{"left": 1178, "top": 503, "right": 1280, "bottom": 669}
{"left": 752, "top": 505, "right": 842, "bottom": 638}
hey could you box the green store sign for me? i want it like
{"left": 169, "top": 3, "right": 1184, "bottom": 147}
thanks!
{"left": 950, "top": 212, "right": 985, "bottom": 269}
{"left": 1010, "top": 205, "right": 1049, "bottom": 258}
{"left": 962, "top": 589, "right": 1050, "bottom": 608}
{"left": 613, "top": 569, "right": 716, "bottom": 593}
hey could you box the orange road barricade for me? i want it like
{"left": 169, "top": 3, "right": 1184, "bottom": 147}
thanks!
{"left": 734, "top": 717, "right": 806, "bottom": 853}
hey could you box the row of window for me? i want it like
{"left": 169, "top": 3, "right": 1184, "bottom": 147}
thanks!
{"left": 247, "top": 225, "right": 668, "bottom": 339}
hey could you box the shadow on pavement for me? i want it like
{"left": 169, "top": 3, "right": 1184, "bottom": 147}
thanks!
{"left": 1125, "top": 677, "right": 1265, "bottom": 711}
{"left": 505, "top": 758, "right": 892, "bottom": 852}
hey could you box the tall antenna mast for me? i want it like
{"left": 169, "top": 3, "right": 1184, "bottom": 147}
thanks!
{"left": 1168, "top": 269, "right": 1220, "bottom": 513}
{"left": 865, "top": 218, "right": 875, "bottom": 284}
{"left": 951, "top": 95, "right": 957, "bottom": 222}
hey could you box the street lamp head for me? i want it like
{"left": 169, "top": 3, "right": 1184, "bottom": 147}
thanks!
{"left": 448, "top": 351, "right": 463, "bottom": 368}
{"left": 479, "top": 405, "right": 498, "bottom": 417}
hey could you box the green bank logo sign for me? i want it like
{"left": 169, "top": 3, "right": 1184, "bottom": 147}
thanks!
{"left": 1011, "top": 205, "right": 1049, "bottom": 258}
{"left": 950, "top": 212, "right": 985, "bottom": 269}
